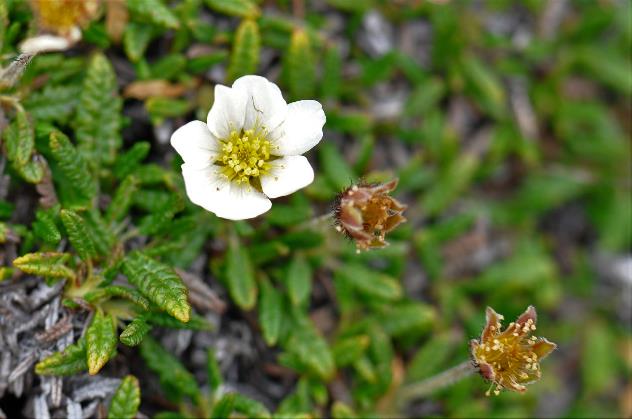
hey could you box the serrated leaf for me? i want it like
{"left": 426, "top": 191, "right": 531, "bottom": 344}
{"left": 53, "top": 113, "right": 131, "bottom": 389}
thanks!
{"left": 259, "top": 279, "right": 282, "bottom": 346}
{"left": 113, "top": 142, "right": 150, "bottom": 179}
{"left": 49, "top": 130, "right": 97, "bottom": 207}
{"left": 207, "top": 348, "right": 222, "bottom": 392}
{"left": 121, "top": 252, "right": 190, "bottom": 322}
{"left": 227, "top": 19, "right": 260, "bottom": 82}
{"left": 120, "top": 317, "right": 152, "bottom": 347}
{"left": 204, "top": 0, "right": 259, "bottom": 17}
{"left": 35, "top": 339, "right": 86, "bottom": 376}
{"left": 286, "top": 256, "right": 312, "bottom": 306}
{"left": 286, "top": 29, "right": 316, "bottom": 100}
{"left": 140, "top": 337, "right": 200, "bottom": 402}
{"left": 287, "top": 315, "right": 334, "bottom": 379}
{"left": 13, "top": 252, "right": 75, "bottom": 280}
{"left": 225, "top": 235, "right": 257, "bottom": 310}
{"left": 74, "top": 54, "right": 122, "bottom": 167}
{"left": 106, "top": 175, "right": 138, "bottom": 223}
{"left": 83, "top": 209, "right": 116, "bottom": 256}
{"left": 32, "top": 208, "right": 61, "bottom": 245}
{"left": 3, "top": 107, "right": 33, "bottom": 167}
{"left": 86, "top": 310, "right": 117, "bottom": 375}
{"left": 377, "top": 303, "right": 436, "bottom": 337}
{"left": 127, "top": 0, "right": 180, "bottom": 29}
{"left": 85, "top": 285, "right": 151, "bottom": 310}
{"left": 24, "top": 85, "right": 81, "bottom": 123}
{"left": 60, "top": 209, "right": 97, "bottom": 261}
{"left": 211, "top": 393, "right": 236, "bottom": 418}
{"left": 123, "top": 22, "right": 154, "bottom": 62}
{"left": 335, "top": 263, "right": 402, "bottom": 301}
{"left": 108, "top": 375, "right": 141, "bottom": 419}
{"left": 16, "top": 157, "right": 45, "bottom": 184}
{"left": 321, "top": 44, "right": 342, "bottom": 101}
{"left": 233, "top": 393, "right": 271, "bottom": 418}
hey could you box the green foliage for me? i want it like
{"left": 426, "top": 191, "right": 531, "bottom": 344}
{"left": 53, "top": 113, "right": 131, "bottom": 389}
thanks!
{"left": 127, "top": 0, "right": 180, "bottom": 29}
{"left": 86, "top": 310, "right": 118, "bottom": 375}
{"left": 35, "top": 339, "right": 87, "bottom": 376}
{"left": 286, "top": 29, "right": 316, "bottom": 100}
{"left": 1, "top": 106, "right": 42, "bottom": 183}
{"left": 60, "top": 209, "right": 98, "bottom": 261}
{"left": 121, "top": 252, "right": 191, "bottom": 322}
{"left": 285, "top": 255, "right": 312, "bottom": 306}
{"left": 108, "top": 375, "right": 141, "bottom": 419}
{"left": 205, "top": 0, "right": 260, "bottom": 18}
{"left": 73, "top": 54, "right": 122, "bottom": 167}
{"left": 335, "top": 263, "right": 402, "bottom": 301}
{"left": 12, "top": 252, "right": 75, "bottom": 280}
{"left": 227, "top": 19, "right": 260, "bottom": 82}
{"left": 259, "top": 278, "right": 282, "bottom": 345}
{"left": 24, "top": 85, "right": 81, "bottom": 123}
{"left": 120, "top": 317, "right": 152, "bottom": 347}
{"left": 225, "top": 234, "right": 257, "bottom": 309}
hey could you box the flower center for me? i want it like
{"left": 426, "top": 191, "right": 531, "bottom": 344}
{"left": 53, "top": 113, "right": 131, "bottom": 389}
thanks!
{"left": 216, "top": 128, "right": 273, "bottom": 185}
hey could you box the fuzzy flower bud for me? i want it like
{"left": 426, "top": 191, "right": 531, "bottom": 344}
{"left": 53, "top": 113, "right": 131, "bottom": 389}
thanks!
{"left": 470, "top": 306, "right": 557, "bottom": 396}
{"left": 334, "top": 178, "right": 407, "bottom": 251}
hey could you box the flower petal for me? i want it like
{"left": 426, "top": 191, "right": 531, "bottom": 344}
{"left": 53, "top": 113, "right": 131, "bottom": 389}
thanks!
{"left": 260, "top": 155, "right": 314, "bottom": 199}
{"left": 482, "top": 306, "right": 503, "bottom": 342}
{"left": 207, "top": 84, "right": 247, "bottom": 139}
{"left": 181, "top": 163, "right": 271, "bottom": 220}
{"left": 20, "top": 35, "right": 72, "bottom": 54}
{"left": 170, "top": 121, "right": 219, "bottom": 167}
{"left": 532, "top": 338, "right": 557, "bottom": 360}
{"left": 516, "top": 305, "right": 537, "bottom": 328}
{"left": 271, "top": 100, "right": 325, "bottom": 156}
{"left": 232, "top": 75, "right": 287, "bottom": 132}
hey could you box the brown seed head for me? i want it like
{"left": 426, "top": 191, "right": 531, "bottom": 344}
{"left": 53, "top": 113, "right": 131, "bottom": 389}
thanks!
{"left": 334, "top": 178, "right": 407, "bottom": 251}
{"left": 470, "top": 306, "right": 557, "bottom": 396}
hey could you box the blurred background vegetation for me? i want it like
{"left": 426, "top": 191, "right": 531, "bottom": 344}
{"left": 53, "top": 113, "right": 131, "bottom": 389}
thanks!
{"left": 0, "top": 0, "right": 630, "bottom": 418}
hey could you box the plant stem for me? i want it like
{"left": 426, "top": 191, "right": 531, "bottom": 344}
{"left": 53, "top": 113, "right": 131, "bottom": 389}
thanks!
{"left": 396, "top": 361, "right": 476, "bottom": 406}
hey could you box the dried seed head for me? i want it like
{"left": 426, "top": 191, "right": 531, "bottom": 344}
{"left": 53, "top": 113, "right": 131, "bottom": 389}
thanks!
{"left": 334, "top": 178, "right": 407, "bottom": 251}
{"left": 470, "top": 306, "right": 557, "bottom": 396}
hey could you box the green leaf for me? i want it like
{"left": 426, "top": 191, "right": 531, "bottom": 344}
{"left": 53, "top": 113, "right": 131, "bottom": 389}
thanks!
{"left": 233, "top": 393, "right": 271, "bottom": 418}
{"left": 121, "top": 252, "right": 191, "bottom": 322}
{"left": 48, "top": 130, "right": 97, "bottom": 208}
{"left": 113, "top": 142, "right": 151, "bottom": 179}
{"left": 140, "top": 337, "right": 200, "bottom": 402}
{"left": 211, "top": 393, "right": 236, "bottom": 418}
{"left": 106, "top": 175, "right": 139, "bottom": 223}
{"left": 3, "top": 107, "right": 33, "bottom": 167}
{"left": 335, "top": 263, "right": 402, "bottom": 301}
{"left": 286, "top": 29, "right": 316, "bottom": 100}
{"left": 35, "top": 339, "right": 87, "bottom": 376}
{"left": 377, "top": 303, "right": 436, "bottom": 337}
{"left": 319, "top": 142, "right": 356, "bottom": 190}
{"left": 13, "top": 252, "right": 75, "bottom": 280}
{"left": 321, "top": 44, "right": 342, "bottom": 101}
{"left": 460, "top": 54, "right": 505, "bottom": 118}
{"left": 225, "top": 235, "right": 257, "bottom": 310}
{"left": 227, "top": 19, "right": 260, "bottom": 82}
{"left": 207, "top": 348, "right": 223, "bottom": 393}
{"left": 204, "top": 0, "right": 259, "bottom": 18}
{"left": 127, "top": 0, "right": 180, "bottom": 29}
{"left": 85, "top": 286, "right": 151, "bottom": 310}
{"left": 120, "top": 317, "right": 152, "bottom": 347}
{"left": 24, "top": 84, "right": 81, "bottom": 123}
{"left": 259, "top": 278, "right": 282, "bottom": 346}
{"left": 123, "top": 23, "right": 154, "bottom": 62}
{"left": 32, "top": 208, "right": 61, "bottom": 245}
{"left": 74, "top": 53, "right": 122, "bottom": 167}
{"left": 60, "top": 209, "right": 97, "bottom": 261}
{"left": 285, "top": 256, "right": 312, "bottom": 306}
{"left": 286, "top": 314, "right": 335, "bottom": 380}
{"left": 146, "top": 311, "right": 211, "bottom": 330}
{"left": 86, "top": 311, "right": 117, "bottom": 375}
{"left": 332, "top": 335, "right": 370, "bottom": 367}
{"left": 406, "top": 332, "right": 457, "bottom": 382}
{"left": 108, "top": 375, "right": 141, "bottom": 419}
{"left": 331, "top": 401, "right": 357, "bottom": 419}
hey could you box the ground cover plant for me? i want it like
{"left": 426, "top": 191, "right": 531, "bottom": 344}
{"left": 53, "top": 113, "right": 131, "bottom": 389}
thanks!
{"left": 0, "top": 0, "right": 630, "bottom": 418}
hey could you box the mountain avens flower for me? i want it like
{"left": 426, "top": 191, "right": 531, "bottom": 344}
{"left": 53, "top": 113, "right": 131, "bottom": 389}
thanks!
{"left": 171, "top": 75, "right": 325, "bottom": 220}
{"left": 334, "top": 178, "right": 407, "bottom": 251}
{"left": 470, "top": 306, "right": 557, "bottom": 396}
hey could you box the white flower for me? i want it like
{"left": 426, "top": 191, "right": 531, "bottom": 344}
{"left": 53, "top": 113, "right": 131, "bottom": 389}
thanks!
{"left": 170, "top": 75, "right": 326, "bottom": 220}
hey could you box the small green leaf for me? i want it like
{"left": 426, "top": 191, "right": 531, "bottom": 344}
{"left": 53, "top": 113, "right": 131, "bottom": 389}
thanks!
{"left": 120, "top": 317, "right": 152, "bottom": 347}
{"left": 140, "top": 337, "right": 200, "bottom": 402}
{"left": 321, "top": 43, "right": 342, "bottom": 101}
{"left": 85, "top": 286, "right": 151, "bottom": 310}
{"left": 35, "top": 339, "right": 87, "bottom": 376}
{"left": 204, "top": 0, "right": 259, "bottom": 18}
{"left": 3, "top": 107, "right": 33, "bottom": 167}
{"left": 74, "top": 53, "right": 122, "bottom": 167}
{"left": 287, "top": 315, "right": 335, "bottom": 380}
{"left": 113, "top": 142, "right": 151, "bottom": 179}
{"left": 24, "top": 84, "right": 81, "bottom": 123}
{"left": 127, "top": 0, "right": 180, "bottom": 29}
{"left": 259, "top": 278, "right": 282, "bottom": 346}
{"left": 211, "top": 393, "right": 236, "bottom": 418}
{"left": 86, "top": 311, "right": 117, "bottom": 375}
{"left": 121, "top": 252, "right": 191, "bottom": 322}
{"left": 335, "top": 263, "right": 402, "bottom": 301}
{"left": 32, "top": 208, "right": 61, "bottom": 245}
{"left": 108, "top": 375, "right": 141, "bottom": 419}
{"left": 227, "top": 19, "right": 260, "bottom": 82}
{"left": 319, "top": 142, "right": 356, "bottom": 190}
{"left": 332, "top": 335, "right": 370, "bottom": 367}
{"left": 207, "top": 348, "right": 223, "bottom": 393}
{"left": 60, "top": 209, "right": 97, "bottom": 261}
{"left": 233, "top": 393, "right": 271, "bottom": 418}
{"left": 286, "top": 256, "right": 312, "bottom": 306}
{"left": 225, "top": 235, "right": 257, "bottom": 309}
{"left": 106, "top": 175, "right": 139, "bottom": 223}
{"left": 377, "top": 303, "right": 436, "bottom": 338}
{"left": 331, "top": 401, "right": 357, "bottom": 419}
{"left": 286, "top": 29, "right": 316, "bottom": 100}
{"left": 123, "top": 23, "right": 154, "bottom": 62}
{"left": 13, "top": 252, "right": 75, "bottom": 280}
{"left": 49, "top": 130, "right": 97, "bottom": 207}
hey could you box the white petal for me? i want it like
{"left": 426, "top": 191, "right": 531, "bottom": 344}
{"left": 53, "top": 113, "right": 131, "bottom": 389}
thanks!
{"left": 181, "top": 164, "right": 271, "bottom": 220}
{"left": 232, "top": 75, "right": 287, "bottom": 132}
{"left": 207, "top": 84, "right": 247, "bottom": 139}
{"left": 261, "top": 156, "right": 314, "bottom": 199}
{"left": 20, "top": 35, "right": 72, "bottom": 54}
{"left": 170, "top": 121, "right": 219, "bottom": 167}
{"left": 270, "top": 100, "right": 325, "bottom": 156}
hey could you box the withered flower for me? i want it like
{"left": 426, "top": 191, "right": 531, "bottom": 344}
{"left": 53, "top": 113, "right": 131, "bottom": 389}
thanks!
{"left": 334, "top": 178, "right": 407, "bottom": 251}
{"left": 470, "top": 306, "right": 557, "bottom": 396}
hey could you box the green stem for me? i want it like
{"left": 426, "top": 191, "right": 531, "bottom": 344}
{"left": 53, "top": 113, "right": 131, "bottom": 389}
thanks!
{"left": 397, "top": 361, "right": 476, "bottom": 406}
